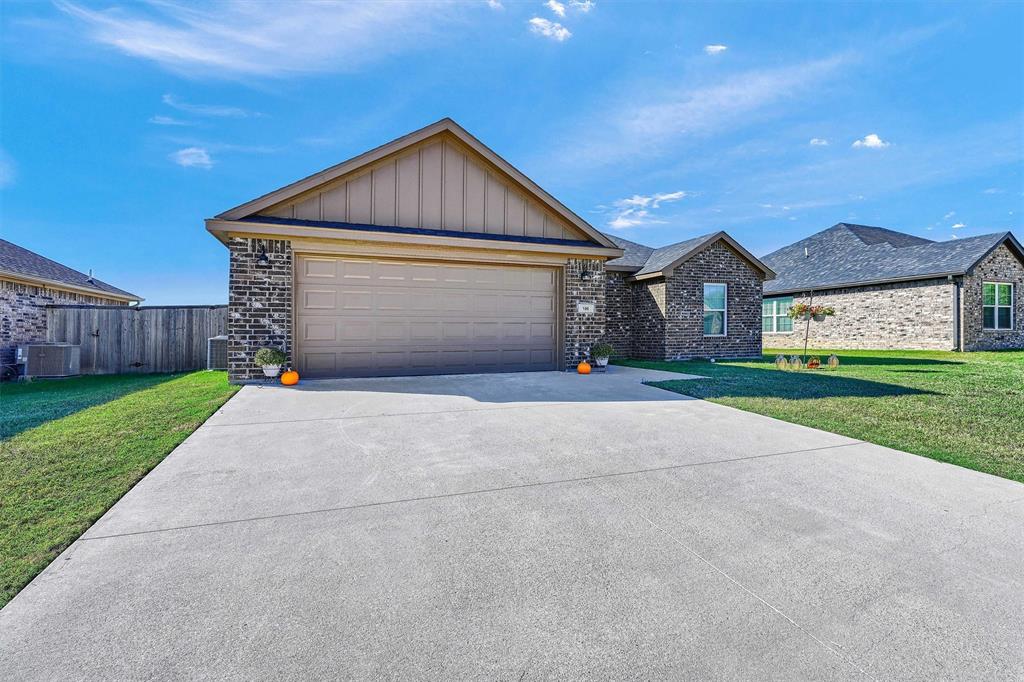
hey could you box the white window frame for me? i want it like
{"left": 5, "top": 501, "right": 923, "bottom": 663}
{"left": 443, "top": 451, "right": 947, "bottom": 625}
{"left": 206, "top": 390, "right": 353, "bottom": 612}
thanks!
{"left": 703, "top": 283, "right": 728, "bottom": 337}
{"left": 762, "top": 296, "right": 794, "bottom": 334}
{"left": 983, "top": 281, "right": 1015, "bottom": 331}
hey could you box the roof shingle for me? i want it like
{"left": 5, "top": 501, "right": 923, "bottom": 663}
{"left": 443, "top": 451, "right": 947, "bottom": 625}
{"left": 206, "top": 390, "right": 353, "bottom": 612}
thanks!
{"left": 762, "top": 223, "right": 1022, "bottom": 294}
{"left": 0, "top": 239, "right": 140, "bottom": 300}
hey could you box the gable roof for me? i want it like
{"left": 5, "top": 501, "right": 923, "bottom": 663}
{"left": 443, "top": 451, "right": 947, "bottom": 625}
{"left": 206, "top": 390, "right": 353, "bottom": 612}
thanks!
{"left": 604, "top": 231, "right": 775, "bottom": 280}
{"left": 0, "top": 239, "right": 141, "bottom": 301}
{"left": 215, "top": 118, "right": 618, "bottom": 250}
{"left": 762, "top": 223, "right": 1024, "bottom": 295}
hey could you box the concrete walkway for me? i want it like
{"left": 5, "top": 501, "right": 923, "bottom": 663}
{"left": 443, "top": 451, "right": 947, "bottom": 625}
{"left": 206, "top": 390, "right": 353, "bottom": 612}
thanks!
{"left": 2, "top": 366, "right": 1022, "bottom": 679}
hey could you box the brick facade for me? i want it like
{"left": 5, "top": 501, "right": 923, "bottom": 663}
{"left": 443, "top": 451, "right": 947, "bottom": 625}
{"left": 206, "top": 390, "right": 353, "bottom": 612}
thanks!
{"left": 763, "top": 278, "right": 957, "bottom": 351}
{"left": 0, "top": 279, "right": 126, "bottom": 373}
{"left": 961, "top": 244, "right": 1024, "bottom": 351}
{"left": 227, "top": 237, "right": 293, "bottom": 383}
{"left": 563, "top": 258, "right": 606, "bottom": 366}
{"left": 604, "top": 242, "right": 765, "bottom": 360}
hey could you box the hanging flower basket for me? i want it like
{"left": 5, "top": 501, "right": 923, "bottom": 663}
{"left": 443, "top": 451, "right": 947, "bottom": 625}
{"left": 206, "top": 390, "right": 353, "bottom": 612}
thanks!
{"left": 788, "top": 303, "right": 835, "bottom": 321}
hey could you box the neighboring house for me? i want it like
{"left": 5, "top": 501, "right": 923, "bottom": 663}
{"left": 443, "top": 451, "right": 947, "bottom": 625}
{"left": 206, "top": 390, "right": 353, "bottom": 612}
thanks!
{"left": 0, "top": 239, "right": 141, "bottom": 373}
{"left": 761, "top": 223, "right": 1024, "bottom": 351}
{"left": 207, "top": 118, "right": 771, "bottom": 382}
{"left": 604, "top": 233, "right": 774, "bottom": 360}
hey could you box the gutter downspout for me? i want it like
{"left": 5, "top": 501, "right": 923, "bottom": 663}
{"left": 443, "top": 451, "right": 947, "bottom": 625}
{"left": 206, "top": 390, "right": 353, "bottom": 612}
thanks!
{"left": 952, "top": 276, "right": 962, "bottom": 352}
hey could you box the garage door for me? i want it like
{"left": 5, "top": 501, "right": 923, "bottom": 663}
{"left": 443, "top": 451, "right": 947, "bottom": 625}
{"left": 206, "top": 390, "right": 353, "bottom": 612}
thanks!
{"left": 294, "top": 255, "right": 558, "bottom": 378}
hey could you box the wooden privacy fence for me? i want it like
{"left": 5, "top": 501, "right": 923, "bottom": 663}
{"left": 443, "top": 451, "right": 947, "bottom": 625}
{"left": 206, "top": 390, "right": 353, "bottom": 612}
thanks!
{"left": 46, "top": 305, "right": 228, "bottom": 374}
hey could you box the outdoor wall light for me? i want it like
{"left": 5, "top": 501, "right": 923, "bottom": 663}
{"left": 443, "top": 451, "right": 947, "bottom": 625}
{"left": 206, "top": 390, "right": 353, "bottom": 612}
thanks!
{"left": 256, "top": 245, "right": 270, "bottom": 265}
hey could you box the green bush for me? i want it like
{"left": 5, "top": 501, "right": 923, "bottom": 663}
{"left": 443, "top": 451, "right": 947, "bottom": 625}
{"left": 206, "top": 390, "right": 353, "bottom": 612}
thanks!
{"left": 253, "top": 347, "right": 286, "bottom": 366}
{"left": 590, "top": 342, "right": 615, "bottom": 359}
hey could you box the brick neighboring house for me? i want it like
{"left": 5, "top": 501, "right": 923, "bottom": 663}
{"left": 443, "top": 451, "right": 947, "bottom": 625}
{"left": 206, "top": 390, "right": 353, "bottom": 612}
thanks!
{"left": 760, "top": 223, "right": 1024, "bottom": 351}
{"left": 0, "top": 239, "right": 141, "bottom": 375}
{"left": 207, "top": 118, "right": 773, "bottom": 382}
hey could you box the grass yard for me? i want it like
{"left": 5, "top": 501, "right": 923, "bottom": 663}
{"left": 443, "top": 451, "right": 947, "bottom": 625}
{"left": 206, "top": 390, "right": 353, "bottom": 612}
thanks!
{"left": 619, "top": 350, "right": 1024, "bottom": 483}
{"left": 0, "top": 372, "right": 239, "bottom": 607}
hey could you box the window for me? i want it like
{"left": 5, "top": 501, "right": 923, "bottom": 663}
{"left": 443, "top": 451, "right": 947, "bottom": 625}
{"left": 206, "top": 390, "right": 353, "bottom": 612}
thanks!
{"left": 762, "top": 296, "right": 794, "bottom": 333}
{"left": 983, "top": 282, "right": 1014, "bottom": 330}
{"left": 703, "top": 283, "right": 727, "bottom": 336}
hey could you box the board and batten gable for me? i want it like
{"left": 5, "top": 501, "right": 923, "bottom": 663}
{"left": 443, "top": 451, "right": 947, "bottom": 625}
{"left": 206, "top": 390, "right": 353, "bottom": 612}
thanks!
{"left": 258, "top": 134, "right": 588, "bottom": 242}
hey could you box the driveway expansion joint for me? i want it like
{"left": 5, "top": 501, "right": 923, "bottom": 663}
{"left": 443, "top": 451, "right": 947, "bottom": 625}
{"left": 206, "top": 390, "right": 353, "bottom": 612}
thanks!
{"left": 80, "top": 441, "right": 863, "bottom": 543}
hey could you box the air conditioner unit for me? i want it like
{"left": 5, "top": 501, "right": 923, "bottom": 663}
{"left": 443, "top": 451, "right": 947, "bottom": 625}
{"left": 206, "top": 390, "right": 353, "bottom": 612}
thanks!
{"left": 207, "top": 335, "right": 228, "bottom": 370}
{"left": 16, "top": 343, "right": 81, "bottom": 378}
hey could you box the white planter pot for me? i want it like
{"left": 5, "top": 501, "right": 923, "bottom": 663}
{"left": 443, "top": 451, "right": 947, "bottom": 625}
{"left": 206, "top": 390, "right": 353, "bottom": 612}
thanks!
{"left": 594, "top": 356, "right": 609, "bottom": 367}
{"left": 262, "top": 365, "right": 281, "bottom": 378}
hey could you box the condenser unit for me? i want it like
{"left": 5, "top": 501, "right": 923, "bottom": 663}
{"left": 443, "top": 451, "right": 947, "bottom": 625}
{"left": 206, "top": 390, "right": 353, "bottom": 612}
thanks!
{"left": 207, "top": 335, "right": 228, "bottom": 370}
{"left": 15, "top": 343, "right": 81, "bottom": 378}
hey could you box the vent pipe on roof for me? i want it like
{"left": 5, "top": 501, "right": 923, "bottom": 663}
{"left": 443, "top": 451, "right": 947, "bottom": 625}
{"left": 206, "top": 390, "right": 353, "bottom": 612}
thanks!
{"left": 804, "top": 247, "right": 809, "bottom": 258}
{"left": 87, "top": 268, "right": 94, "bottom": 283}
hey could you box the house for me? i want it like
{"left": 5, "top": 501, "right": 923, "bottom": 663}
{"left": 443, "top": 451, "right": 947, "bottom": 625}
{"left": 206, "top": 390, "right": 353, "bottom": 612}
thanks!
{"left": 0, "top": 239, "right": 141, "bottom": 375}
{"left": 604, "top": 232, "right": 774, "bottom": 360}
{"left": 207, "top": 119, "right": 771, "bottom": 382}
{"left": 761, "top": 223, "right": 1024, "bottom": 351}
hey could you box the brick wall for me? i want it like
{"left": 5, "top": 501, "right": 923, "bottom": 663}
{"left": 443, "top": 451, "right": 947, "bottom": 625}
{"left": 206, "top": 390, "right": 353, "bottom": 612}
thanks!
{"left": 962, "top": 244, "right": 1024, "bottom": 351}
{"left": 763, "top": 278, "right": 956, "bottom": 351}
{"left": 0, "top": 279, "right": 126, "bottom": 374}
{"left": 227, "top": 237, "right": 293, "bottom": 383}
{"left": 662, "top": 241, "right": 763, "bottom": 359}
{"left": 563, "top": 258, "right": 606, "bottom": 367}
{"left": 631, "top": 279, "right": 666, "bottom": 360}
{"left": 604, "top": 271, "right": 634, "bottom": 358}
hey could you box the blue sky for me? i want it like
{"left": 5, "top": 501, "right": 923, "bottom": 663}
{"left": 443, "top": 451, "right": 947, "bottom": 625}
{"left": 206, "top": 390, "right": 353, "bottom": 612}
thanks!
{"left": 2, "top": 1, "right": 1021, "bottom": 305}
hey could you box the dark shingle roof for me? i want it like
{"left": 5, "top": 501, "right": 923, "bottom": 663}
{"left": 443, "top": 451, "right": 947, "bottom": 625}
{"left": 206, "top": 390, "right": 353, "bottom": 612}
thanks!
{"left": 0, "top": 239, "right": 140, "bottom": 300}
{"left": 603, "top": 230, "right": 773, "bottom": 279}
{"left": 762, "top": 223, "right": 1022, "bottom": 294}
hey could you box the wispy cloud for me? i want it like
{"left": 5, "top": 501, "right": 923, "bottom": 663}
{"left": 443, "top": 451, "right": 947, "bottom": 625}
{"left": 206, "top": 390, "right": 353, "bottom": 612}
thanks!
{"left": 809, "top": 138, "right": 829, "bottom": 146}
{"left": 983, "top": 187, "right": 1004, "bottom": 194}
{"left": 162, "top": 94, "right": 251, "bottom": 118}
{"left": 545, "top": 0, "right": 566, "bottom": 17}
{"left": 56, "top": 0, "right": 460, "bottom": 78}
{"left": 486, "top": 0, "right": 503, "bottom": 8}
{"left": 529, "top": 17, "right": 571, "bottom": 41}
{"left": 569, "top": 0, "right": 595, "bottom": 12}
{"left": 944, "top": 210, "right": 956, "bottom": 219}
{"left": 704, "top": 44, "right": 728, "bottom": 55}
{"left": 149, "top": 115, "right": 190, "bottom": 126}
{"left": 606, "top": 190, "right": 690, "bottom": 229}
{"left": 852, "top": 133, "right": 889, "bottom": 148}
{"left": 951, "top": 222, "right": 965, "bottom": 229}
{"left": 170, "top": 147, "right": 212, "bottom": 169}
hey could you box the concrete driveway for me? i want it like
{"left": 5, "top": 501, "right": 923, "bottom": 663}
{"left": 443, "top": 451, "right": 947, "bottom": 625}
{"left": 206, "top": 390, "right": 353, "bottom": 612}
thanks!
{"left": 2, "top": 367, "right": 1022, "bottom": 680}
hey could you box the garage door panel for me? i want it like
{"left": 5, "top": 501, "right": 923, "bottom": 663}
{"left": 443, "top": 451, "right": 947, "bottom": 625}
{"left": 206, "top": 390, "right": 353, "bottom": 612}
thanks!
{"left": 296, "top": 256, "right": 558, "bottom": 378}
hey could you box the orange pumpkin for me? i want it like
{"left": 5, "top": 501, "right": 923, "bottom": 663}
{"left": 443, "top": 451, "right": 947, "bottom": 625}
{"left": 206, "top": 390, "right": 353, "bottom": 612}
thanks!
{"left": 280, "top": 369, "right": 300, "bottom": 386}
{"left": 577, "top": 361, "right": 592, "bottom": 374}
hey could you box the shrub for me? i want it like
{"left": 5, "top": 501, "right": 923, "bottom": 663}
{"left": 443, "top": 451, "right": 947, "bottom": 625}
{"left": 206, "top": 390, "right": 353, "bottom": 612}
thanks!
{"left": 590, "top": 342, "right": 614, "bottom": 359}
{"left": 253, "top": 347, "right": 286, "bottom": 366}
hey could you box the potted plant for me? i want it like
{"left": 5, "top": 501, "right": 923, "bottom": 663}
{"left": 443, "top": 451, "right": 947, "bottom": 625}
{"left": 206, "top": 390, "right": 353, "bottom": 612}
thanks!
{"left": 788, "top": 303, "right": 835, "bottom": 322}
{"left": 590, "top": 342, "right": 614, "bottom": 367}
{"left": 807, "top": 355, "right": 821, "bottom": 369}
{"left": 254, "top": 347, "right": 286, "bottom": 378}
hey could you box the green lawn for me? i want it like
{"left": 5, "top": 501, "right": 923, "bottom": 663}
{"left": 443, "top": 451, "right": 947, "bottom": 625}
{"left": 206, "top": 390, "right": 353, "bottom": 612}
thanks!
{"left": 0, "top": 372, "right": 239, "bottom": 607}
{"left": 619, "top": 350, "right": 1024, "bottom": 483}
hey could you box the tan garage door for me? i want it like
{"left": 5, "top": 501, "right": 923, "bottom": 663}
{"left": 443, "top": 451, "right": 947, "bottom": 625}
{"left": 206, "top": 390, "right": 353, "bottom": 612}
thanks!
{"left": 294, "top": 255, "right": 558, "bottom": 378}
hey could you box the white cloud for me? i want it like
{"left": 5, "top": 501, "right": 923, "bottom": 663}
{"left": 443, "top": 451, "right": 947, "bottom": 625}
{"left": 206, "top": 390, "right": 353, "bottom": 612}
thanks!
{"left": 951, "top": 222, "right": 965, "bottom": 229}
{"left": 809, "top": 138, "right": 829, "bottom": 146}
{"left": 852, "top": 133, "right": 889, "bottom": 148}
{"left": 983, "top": 187, "right": 1003, "bottom": 194}
{"left": 569, "top": 0, "right": 595, "bottom": 11}
{"left": 56, "top": 0, "right": 457, "bottom": 78}
{"left": 704, "top": 44, "right": 728, "bottom": 55}
{"left": 486, "top": 0, "right": 503, "bottom": 8}
{"left": 545, "top": 0, "right": 566, "bottom": 17}
{"left": 162, "top": 94, "right": 250, "bottom": 118}
{"left": 607, "top": 190, "right": 690, "bottom": 229}
{"left": 529, "top": 17, "right": 571, "bottom": 41}
{"left": 149, "top": 115, "right": 190, "bottom": 126}
{"left": 170, "top": 147, "right": 213, "bottom": 169}
{"left": 0, "top": 149, "right": 15, "bottom": 188}
{"left": 943, "top": 210, "right": 956, "bottom": 219}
